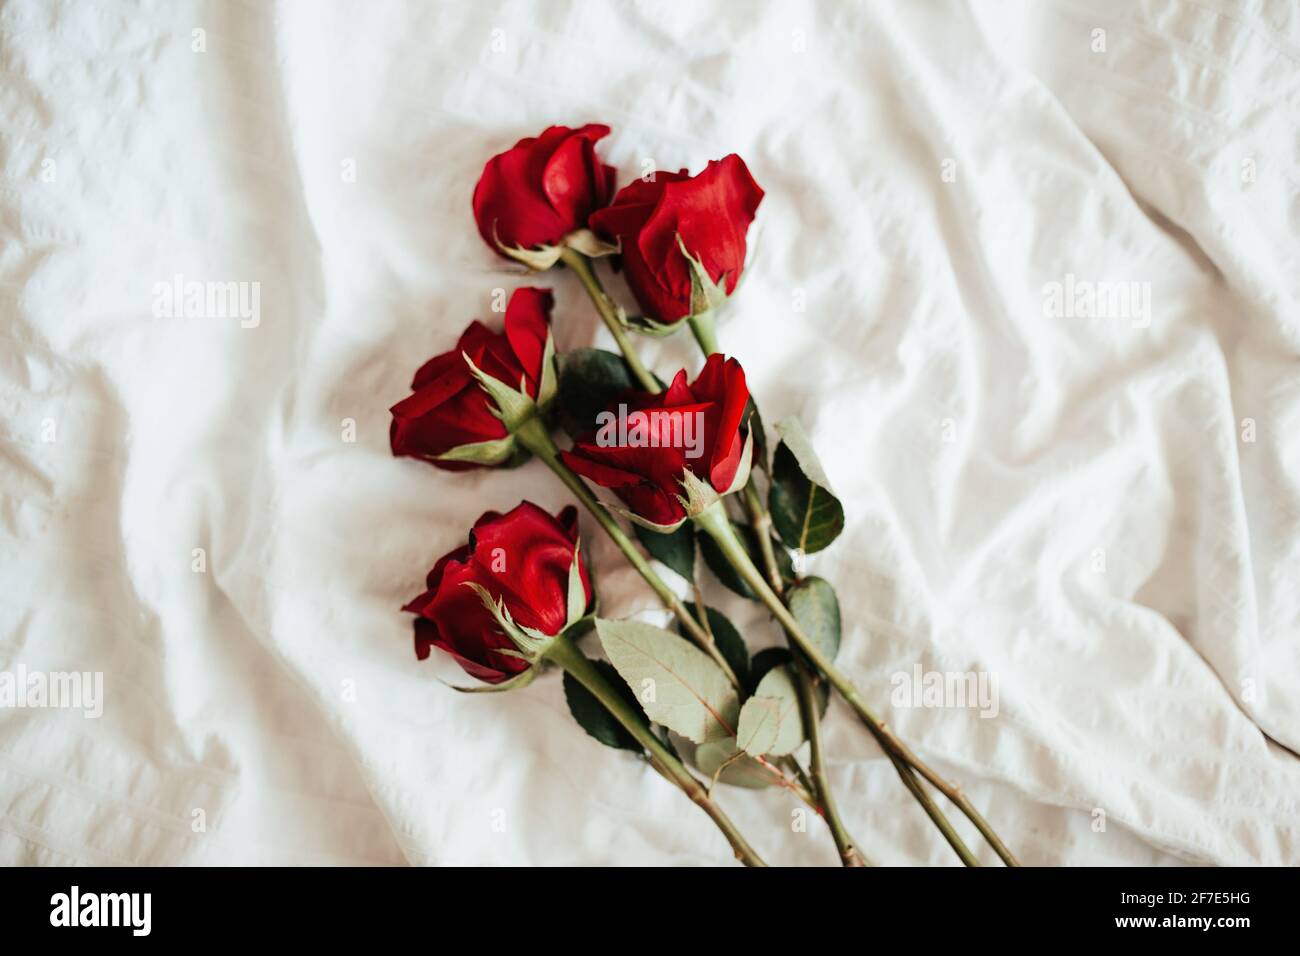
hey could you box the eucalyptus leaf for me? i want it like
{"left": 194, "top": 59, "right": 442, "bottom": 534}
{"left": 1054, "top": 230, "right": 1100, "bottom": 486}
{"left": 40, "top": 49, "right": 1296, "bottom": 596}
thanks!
{"left": 596, "top": 618, "right": 739, "bottom": 743}
{"left": 768, "top": 417, "right": 845, "bottom": 554}
{"left": 680, "top": 602, "right": 749, "bottom": 687}
{"left": 786, "top": 576, "right": 841, "bottom": 662}
{"left": 563, "top": 660, "right": 645, "bottom": 753}
{"left": 635, "top": 519, "right": 696, "bottom": 581}
{"left": 736, "top": 665, "right": 804, "bottom": 757}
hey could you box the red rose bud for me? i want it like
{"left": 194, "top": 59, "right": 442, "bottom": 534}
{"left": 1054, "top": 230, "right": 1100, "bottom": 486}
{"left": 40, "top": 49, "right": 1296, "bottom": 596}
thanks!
{"left": 404, "top": 502, "right": 594, "bottom": 685}
{"left": 473, "top": 124, "right": 618, "bottom": 269}
{"left": 587, "top": 154, "right": 763, "bottom": 327}
{"left": 560, "top": 354, "right": 752, "bottom": 529}
{"left": 389, "top": 288, "right": 556, "bottom": 470}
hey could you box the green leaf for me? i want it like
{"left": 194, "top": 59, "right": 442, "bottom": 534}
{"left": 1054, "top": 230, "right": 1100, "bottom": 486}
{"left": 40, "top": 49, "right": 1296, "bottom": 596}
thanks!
{"left": 747, "top": 647, "right": 792, "bottom": 695}
{"left": 745, "top": 399, "right": 769, "bottom": 474}
{"left": 694, "top": 739, "right": 776, "bottom": 789}
{"left": 736, "top": 665, "right": 804, "bottom": 757}
{"left": 768, "top": 417, "right": 845, "bottom": 554}
{"left": 681, "top": 602, "right": 749, "bottom": 686}
{"left": 634, "top": 519, "right": 696, "bottom": 581}
{"left": 556, "top": 348, "right": 635, "bottom": 439}
{"left": 595, "top": 618, "right": 739, "bottom": 744}
{"left": 563, "top": 659, "right": 645, "bottom": 753}
{"left": 699, "top": 520, "right": 794, "bottom": 599}
{"left": 748, "top": 647, "right": 829, "bottom": 718}
{"left": 786, "top": 576, "right": 841, "bottom": 662}
{"left": 655, "top": 725, "right": 680, "bottom": 761}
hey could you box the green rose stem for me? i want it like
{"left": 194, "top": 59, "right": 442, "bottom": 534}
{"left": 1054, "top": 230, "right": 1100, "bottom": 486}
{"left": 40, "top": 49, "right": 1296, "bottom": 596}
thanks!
{"left": 558, "top": 248, "right": 660, "bottom": 394}
{"left": 740, "top": 490, "right": 937, "bottom": 868}
{"left": 748, "top": 502, "right": 990, "bottom": 867}
{"left": 736, "top": 485, "right": 873, "bottom": 867}
{"left": 513, "top": 417, "right": 741, "bottom": 689}
{"left": 687, "top": 320, "right": 1017, "bottom": 868}
{"left": 513, "top": 419, "right": 824, "bottom": 805}
{"left": 693, "top": 501, "right": 1019, "bottom": 867}
{"left": 793, "top": 660, "right": 870, "bottom": 867}
{"left": 597, "top": 323, "right": 871, "bottom": 866}
{"left": 685, "top": 309, "right": 720, "bottom": 357}
{"left": 517, "top": 329, "right": 852, "bottom": 830}
{"left": 712, "top": 510, "right": 980, "bottom": 869}
{"left": 740, "top": 483, "right": 786, "bottom": 593}
{"left": 545, "top": 631, "right": 767, "bottom": 867}
{"left": 891, "top": 751, "right": 982, "bottom": 866}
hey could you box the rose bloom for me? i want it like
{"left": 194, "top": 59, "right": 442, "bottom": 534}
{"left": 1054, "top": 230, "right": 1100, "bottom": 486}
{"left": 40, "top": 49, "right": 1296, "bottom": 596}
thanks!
{"left": 389, "top": 287, "right": 552, "bottom": 470}
{"left": 561, "top": 353, "right": 750, "bottom": 527}
{"left": 404, "top": 502, "right": 593, "bottom": 684}
{"left": 472, "top": 123, "right": 617, "bottom": 256}
{"left": 588, "top": 154, "right": 763, "bottom": 325}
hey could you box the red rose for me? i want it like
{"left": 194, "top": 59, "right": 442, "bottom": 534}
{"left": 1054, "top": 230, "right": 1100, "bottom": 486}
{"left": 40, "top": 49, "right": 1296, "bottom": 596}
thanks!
{"left": 404, "top": 502, "right": 594, "bottom": 684}
{"left": 560, "top": 354, "right": 751, "bottom": 528}
{"left": 587, "top": 155, "right": 763, "bottom": 325}
{"left": 473, "top": 124, "right": 617, "bottom": 259}
{"left": 389, "top": 287, "right": 553, "bottom": 470}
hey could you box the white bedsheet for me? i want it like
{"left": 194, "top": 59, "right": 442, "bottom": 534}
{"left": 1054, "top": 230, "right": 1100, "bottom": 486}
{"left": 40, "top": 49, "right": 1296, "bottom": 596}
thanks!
{"left": 2, "top": 0, "right": 1297, "bottom": 866}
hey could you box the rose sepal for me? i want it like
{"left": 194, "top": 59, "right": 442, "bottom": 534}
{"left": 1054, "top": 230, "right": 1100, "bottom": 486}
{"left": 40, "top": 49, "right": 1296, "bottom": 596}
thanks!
{"left": 564, "top": 228, "right": 619, "bottom": 259}
{"left": 535, "top": 327, "right": 559, "bottom": 411}
{"left": 438, "top": 538, "right": 591, "bottom": 693}
{"left": 677, "top": 234, "right": 731, "bottom": 320}
{"left": 431, "top": 434, "right": 525, "bottom": 468}
{"left": 497, "top": 228, "right": 619, "bottom": 272}
{"left": 496, "top": 240, "right": 564, "bottom": 272}
{"left": 623, "top": 312, "right": 684, "bottom": 337}
{"left": 462, "top": 328, "right": 557, "bottom": 429}
{"left": 721, "top": 427, "right": 755, "bottom": 496}
{"left": 463, "top": 582, "right": 556, "bottom": 661}
{"left": 564, "top": 541, "right": 590, "bottom": 630}
{"left": 670, "top": 427, "right": 754, "bottom": 519}
{"left": 439, "top": 667, "right": 539, "bottom": 695}
{"left": 616, "top": 506, "right": 688, "bottom": 535}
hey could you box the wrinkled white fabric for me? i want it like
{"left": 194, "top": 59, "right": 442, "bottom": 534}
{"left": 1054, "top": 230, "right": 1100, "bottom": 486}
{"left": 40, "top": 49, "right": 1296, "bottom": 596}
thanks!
{"left": 1, "top": 0, "right": 1297, "bottom": 866}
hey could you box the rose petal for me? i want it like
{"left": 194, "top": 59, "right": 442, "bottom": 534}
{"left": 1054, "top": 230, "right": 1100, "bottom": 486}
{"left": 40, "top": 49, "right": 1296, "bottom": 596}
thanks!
{"left": 503, "top": 288, "right": 553, "bottom": 393}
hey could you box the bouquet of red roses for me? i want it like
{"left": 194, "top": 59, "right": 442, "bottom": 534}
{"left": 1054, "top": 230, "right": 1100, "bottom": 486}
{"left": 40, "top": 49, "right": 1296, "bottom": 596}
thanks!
{"left": 389, "top": 123, "right": 1017, "bottom": 867}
